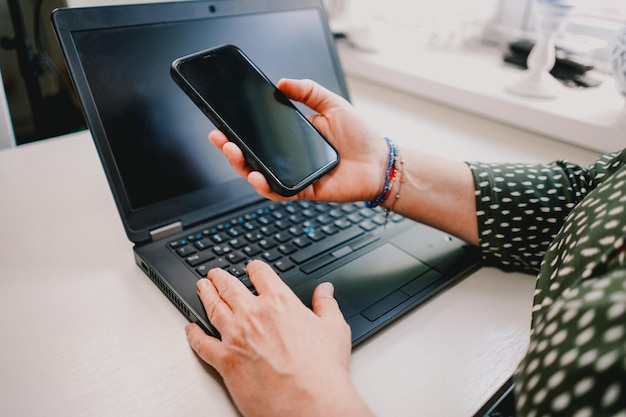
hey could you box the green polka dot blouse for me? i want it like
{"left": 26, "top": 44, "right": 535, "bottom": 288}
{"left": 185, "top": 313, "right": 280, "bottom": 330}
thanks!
{"left": 469, "top": 149, "right": 626, "bottom": 417}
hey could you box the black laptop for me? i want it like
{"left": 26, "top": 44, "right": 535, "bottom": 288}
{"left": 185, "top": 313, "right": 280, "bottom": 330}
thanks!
{"left": 52, "top": 0, "right": 481, "bottom": 345}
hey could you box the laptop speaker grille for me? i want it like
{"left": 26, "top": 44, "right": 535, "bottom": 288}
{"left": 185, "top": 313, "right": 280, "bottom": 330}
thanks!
{"left": 142, "top": 262, "right": 192, "bottom": 320}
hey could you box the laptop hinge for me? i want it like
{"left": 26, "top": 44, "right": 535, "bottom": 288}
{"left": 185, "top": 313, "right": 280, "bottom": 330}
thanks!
{"left": 149, "top": 221, "right": 183, "bottom": 241}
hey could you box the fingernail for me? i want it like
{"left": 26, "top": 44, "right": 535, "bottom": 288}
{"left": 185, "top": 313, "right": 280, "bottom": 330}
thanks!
{"left": 197, "top": 279, "right": 209, "bottom": 291}
{"left": 320, "top": 281, "right": 334, "bottom": 296}
{"left": 185, "top": 323, "right": 192, "bottom": 336}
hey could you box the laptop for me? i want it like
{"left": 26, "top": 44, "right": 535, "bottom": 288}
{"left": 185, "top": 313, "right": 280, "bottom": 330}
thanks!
{"left": 52, "top": 0, "right": 481, "bottom": 345}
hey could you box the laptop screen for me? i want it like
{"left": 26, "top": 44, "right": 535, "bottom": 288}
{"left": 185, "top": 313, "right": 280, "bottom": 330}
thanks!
{"left": 54, "top": 1, "right": 348, "bottom": 241}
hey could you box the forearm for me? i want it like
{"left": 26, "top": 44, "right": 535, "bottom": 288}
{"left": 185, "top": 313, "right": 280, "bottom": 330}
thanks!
{"left": 233, "top": 364, "right": 375, "bottom": 417}
{"left": 381, "top": 148, "right": 479, "bottom": 246}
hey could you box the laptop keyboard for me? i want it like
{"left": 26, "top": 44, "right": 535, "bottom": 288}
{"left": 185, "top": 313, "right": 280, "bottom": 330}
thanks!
{"left": 168, "top": 200, "right": 404, "bottom": 292}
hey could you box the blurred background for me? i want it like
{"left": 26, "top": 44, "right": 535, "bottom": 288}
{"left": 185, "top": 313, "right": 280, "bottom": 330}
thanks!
{"left": 1, "top": 0, "right": 625, "bottom": 146}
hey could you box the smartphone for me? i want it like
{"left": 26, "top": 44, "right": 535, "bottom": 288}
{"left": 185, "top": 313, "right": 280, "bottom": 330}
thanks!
{"left": 170, "top": 44, "right": 339, "bottom": 197}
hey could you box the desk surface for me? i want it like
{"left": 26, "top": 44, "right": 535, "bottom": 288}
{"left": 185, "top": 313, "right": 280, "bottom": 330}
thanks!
{"left": 0, "top": 77, "right": 599, "bottom": 417}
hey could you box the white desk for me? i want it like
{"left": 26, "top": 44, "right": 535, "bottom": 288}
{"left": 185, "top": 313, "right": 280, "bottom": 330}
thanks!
{"left": 0, "top": 77, "right": 600, "bottom": 417}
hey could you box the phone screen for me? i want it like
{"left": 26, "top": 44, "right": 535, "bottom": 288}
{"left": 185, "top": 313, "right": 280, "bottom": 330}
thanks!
{"left": 172, "top": 45, "right": 338, "bottom": 196}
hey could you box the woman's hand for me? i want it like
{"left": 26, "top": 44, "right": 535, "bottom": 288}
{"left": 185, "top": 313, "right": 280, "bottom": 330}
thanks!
{"left": 185, "top": 260, "right": 374, "bottom": 417}
{"left": 209, "top": 78, "right": 388, "bottom": 203}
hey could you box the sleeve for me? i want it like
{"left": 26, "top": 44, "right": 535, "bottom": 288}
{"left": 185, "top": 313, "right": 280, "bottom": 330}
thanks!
{"left": 466, "top": 152, "right": 622, "bottom": 274}
{"left": 512, "top": 267, "right": 626, "bottom": 417}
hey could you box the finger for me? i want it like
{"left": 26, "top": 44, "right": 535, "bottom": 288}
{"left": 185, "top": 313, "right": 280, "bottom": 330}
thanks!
{"left": 209, "top": 130, "right": 252, "bottom": 178}
{"left": 208, "top": 267, "right": 253, "bottom": 310}
{"left": 185, "top": 322, "right": 225, "bottom": 372}
{"left": 311, "top": 282, "right": 343, "bottom": 321}
{"left": 222, "top": 142, "right": 252, "bottom": 178}
{"left": 277, "top": 78, "right": 347, "bottom": 115}
{"left": 209, "top": 127, "right": 301, "bottom": 202}
{"left": 196, "top": 278, "right": 232, "bottom": 330}
{"left": 247, "top": 171, "right": 295, "bottom": 202}
{"left": 245, "top": 259, "right": 293, "bottom": 296}
{"left": 208, "top": 129, "right": 228, "bottom": 149}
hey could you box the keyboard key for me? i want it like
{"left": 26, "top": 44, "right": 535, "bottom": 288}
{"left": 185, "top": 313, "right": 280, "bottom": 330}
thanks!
{"left": 314, "top": 203, "right": 329, "bottom": 213}
{"left": 194, "top": 238, "right": 211, "bottom": 250}
{"left": 228, "top": 238, "right": 247, "bottom": 249}
{"left": 227, "top": 227, "right": 242, "bottom": 237}
{"left": 228, "top": 265, "right": 246, "bottom": 277}
{"left": 305, "top": 231, "right": 325, "bottom": 241}
{"left": 349, "top": 235, "right": 379, "bottom": 251}
{"left": 328, "top": 208, "right": 344, "bottom": 219}
{"left": 186, "top": 252, "right": 216, "bottom": 267}
{"left": 274, "top": 259, "right": 295, "bottom": 272}
{"left": 278, "top": 243, "right": 297, "bottom": 255}
{"left": 169, "top": 239, "right": 187, "bottom": 249}
{"left": 301, "top": 253, "right": 335, "bottom": 274}
{"left": 358, "top": 208, "right": 375, "bottom": 218}
{"left": 195, "top": 257, "right": 228, "bottom": 277}
{"left": 273, "top": 232, "right": 291, "bottom": 243}
{"left": 260, "top": 225, "right": 278, "bottom": 236}
{"left": 225, "top": 251, "right": 246, "bottom": 264}
{"left": 206, "top": 257, "right": 230, "bottom": 270}
{"left": 292, "top": 236, "right": 312, "bottom": 248}
{"left": 371, "top": 215, "right": 387, "bottom": 226}
{"left": 347, "top": 213, "right": 362, "bottom": 223}
{"left": 242, "top": 245, "right": 262, "bottom": 257}
{"left": 316, "top": 214, "right": 333, "bottom": 224}
{"left": 334, "top": 219, "right": 351, "bottom": 229}
{"left": 196, "top": 264, "right": 210, "bottom": 277}
{"left": 274, "top": 220, "right": 290, "bottom": 230}
{"left": 212, "top": 245, "right": 232, "bottom": 256}
{"left": 288, "top": 214, "right": 304, "bottom": 223}
{"left": 176, "top": 246, "right": 196, "bottom": 257}
{"left": 210, "top": 233, "right": 225, "bottom": 244}
{"left": 302, "top": 209, "right": 316, "bottom": 218}
{"left": 288, "top": 226, "right": 304, "bottom": 236}
{"left": 258, "top": 239, "right": 276, "bottom": 250}
{"left": 291, "top": 227, "right": 363, "bottom": 264}
{"left": 359, "top": 220, "right": 378, "bottom": 232}
{"left": 187, "top": 233, "right": 202, "bottom": 242}
{"left": 262, "top": 249, "right": 282, "bottom": 262}
{"left": 242, "top": 222, "right": 256, "bottom": 231}
{"left": 321, "top": 225, "right": 339, "bottom": 235}
{"left": 231, "top": 217, "right": 245, "bottom": 226}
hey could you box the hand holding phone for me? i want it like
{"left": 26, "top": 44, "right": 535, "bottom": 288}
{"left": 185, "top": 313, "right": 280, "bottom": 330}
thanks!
{"left": 171, "top": 44, "right": 339, "bottom": 197}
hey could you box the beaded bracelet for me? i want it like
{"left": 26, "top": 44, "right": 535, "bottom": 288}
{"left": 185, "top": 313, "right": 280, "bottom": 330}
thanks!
{"left": 384, "top": 147, "right": 404, "bottom": 225}
{"left": 366, "top": 137, "right": 398, "bottom": 209}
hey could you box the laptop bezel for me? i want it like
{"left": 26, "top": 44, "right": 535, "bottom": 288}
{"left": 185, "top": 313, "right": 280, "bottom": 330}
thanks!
{"left": 51, "top": 0, "right": 350, "bottom": 244}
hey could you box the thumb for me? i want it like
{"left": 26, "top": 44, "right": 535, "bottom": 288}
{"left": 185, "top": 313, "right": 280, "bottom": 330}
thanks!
{"left": 311, "top": 282, "right": 343, "bottom": 321}
{"left": 277, "top": 78, "right": 347, "bottom": 115}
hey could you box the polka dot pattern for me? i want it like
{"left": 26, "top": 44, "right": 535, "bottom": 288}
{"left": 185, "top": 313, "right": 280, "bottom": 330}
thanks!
{"left": 469, "top": 149, "right": 626, "bottom": 416}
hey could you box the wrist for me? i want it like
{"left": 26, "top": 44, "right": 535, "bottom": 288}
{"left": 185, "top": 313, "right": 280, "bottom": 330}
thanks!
{"left": 308, "top": 374, "right": 374, "bottom": 417}
{"left": 366, "top": 138, "right": 404, "bottom": 223}
{"left": 366, "top": 137, "right": 398, "bottom": 209}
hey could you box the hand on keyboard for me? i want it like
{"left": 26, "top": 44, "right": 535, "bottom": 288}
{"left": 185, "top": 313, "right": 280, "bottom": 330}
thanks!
{"left": 185, "top": 260, "right": 376, "bottom": 417}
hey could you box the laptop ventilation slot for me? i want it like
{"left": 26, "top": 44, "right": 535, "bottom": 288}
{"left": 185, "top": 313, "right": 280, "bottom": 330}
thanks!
{"left": 143, "top": 263, "right": 192, "bottom": 319}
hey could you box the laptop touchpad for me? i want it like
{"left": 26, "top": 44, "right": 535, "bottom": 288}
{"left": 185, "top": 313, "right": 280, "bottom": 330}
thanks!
{"left": 317, "top": 244, "right": 429, "bottom": 312}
